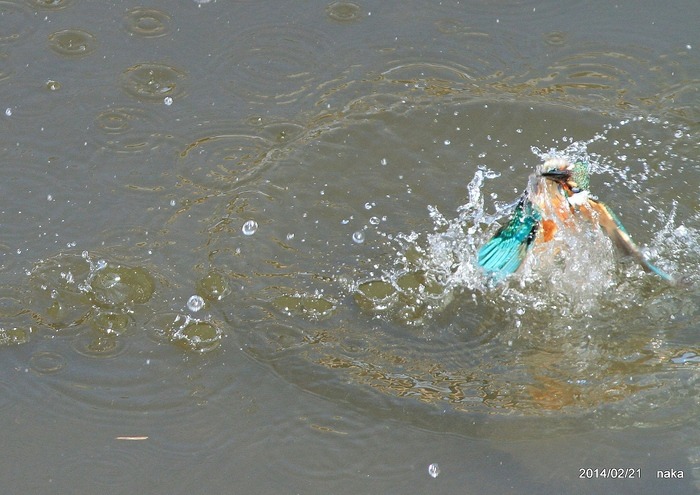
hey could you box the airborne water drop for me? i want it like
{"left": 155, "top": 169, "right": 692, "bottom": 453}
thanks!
{"left": 242, "top": 220, "right": 258, "bottom": 236}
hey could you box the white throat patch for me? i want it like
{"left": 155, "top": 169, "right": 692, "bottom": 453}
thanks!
{"left": 567, "top": 189, "right": 589, "bottom": 206}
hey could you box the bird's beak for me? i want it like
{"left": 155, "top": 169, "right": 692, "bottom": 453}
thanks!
{"left": 540, "top": 169, "right": 571, "bottom": 183}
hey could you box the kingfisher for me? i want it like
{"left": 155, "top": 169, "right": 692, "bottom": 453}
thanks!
{"left": 477, "top": 158, "right": 675, "bottom": 284}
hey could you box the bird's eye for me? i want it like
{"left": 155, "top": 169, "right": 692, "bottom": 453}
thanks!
{"left": 571, "top": 187, "right": 581, "bottom": 193}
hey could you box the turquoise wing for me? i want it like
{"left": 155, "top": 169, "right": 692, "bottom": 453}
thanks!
{"left": 478, "top": 195, "right": 541, "bottom": 281}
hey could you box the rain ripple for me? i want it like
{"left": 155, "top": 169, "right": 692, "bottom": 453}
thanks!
{"left": 507, "top": 44, "right": 683, "bottom": 110}
{"left": 26, "top": 252, "right": 155, "bottom": 334}
{"left": 120, "top": 62, "right": 186, "bottom": 102}
{"left": 326, "top": 2, "right": 362, "bottom": 22}
{"left": 0, "top": 1, "right": 35, "bottom": 43}
{"left": 2, "top": 324, "right": 232, "bottom": 428}
{"left": 123, "top": 7, "right": 171, "bottom": 38}
{"left": 47, "top": 28, "right": 97, "bottom": 57}
{"left": 176, "top": 122, "right": 277, "bottom": 191}
{"left": 208, "top": 23, "right": 333, "bottom": 105}
{"left": 380, "top": 61, "right": 480, "bottom": 97}
{"left": 0, "top": 52, "right": 14, "bottom": 82}
{"left": 55, "top": 444, "right": 149, "bottom": 493}
{"left": 29, "top": 350, "right": 66, "bottom": 374}
{"left": 26, "top": 0, "right": 73, "bottom": 10}
{"left": 92, "top": 105, "right": 170, "bottom": 153}
{"left": 147, "top": 312, "right": 223, "bottom": 354}
{"left": 71, "top": 330, "right": 128, "bottom": 358}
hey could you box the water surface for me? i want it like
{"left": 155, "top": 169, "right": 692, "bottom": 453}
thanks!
{"left": 1, "top": 1, "right": 699, "bottom": 493}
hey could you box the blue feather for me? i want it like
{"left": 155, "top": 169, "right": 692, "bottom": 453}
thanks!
{"left": 478, "top": 195, "right": 541, "bottom": 281}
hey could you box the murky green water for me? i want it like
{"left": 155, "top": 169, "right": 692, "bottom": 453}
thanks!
{"left": 1, "top": 1, "right": 699, "bottom": 493}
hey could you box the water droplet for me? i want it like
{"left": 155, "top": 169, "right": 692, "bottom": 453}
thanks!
{"left": 352, "top": 231, "right": 365, "bottom": 243}
{"left": 46, "top": 79, "right": 61, "bottom": 91}
{"left": 187, "top": 295, "right": 205, "bottom": 312}
{"left": 286, "top": 233, "right": 295, "bottom": 240}
{"left": 369, "top": 216, "right": 380, "bottom": 225}
{"left": 444, "top": 139, "right": 451, "bottom": 145}
{"left": 242, "top": 219, "right": 258, "bottom": 236}
{"left": 380, "top": 157, "right": 388, "bottom": 166}
{"left": 428, "top": 463, "right": 440, "bottom": 478}
{"left": 163, "top": 96, "right": 173, "bottom": 106}
{"left": 5, "top": 108, "right": 11, "bottom": 116}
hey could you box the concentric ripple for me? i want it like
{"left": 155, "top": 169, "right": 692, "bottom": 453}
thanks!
{"left": 147, "top": 312, "right": 223, "bottom": 353}
{"left": 121, "top": 62, "right": 186, "bottom": 102}
{"left": 0, "top": 51, "right": 15, "bottom": 82}
{"left": 326, "top": 2, "right": 362, "bottom": 22}
{"left": 71, "top": 330, "right": 128, "bottom": 358}
{"left": 89, "top": 263, "right": 155, "bottom": 309}
{"left": 29, "top": 350, "right": 67, "bottom": 375}
{"left": 380, "top": 61, "right": 480, "bottom": 97}
{"left": 56, "top": 444, "right": 149, "bottom": 492}
{"left": 0, "top": 1, "right": 35, "bottom": 43}
{"left": 3, "top": 306, "right": 233, "bottom": 425}
{"left": 92, "top": 105, "right": 170, "bottom": 153}
{"left": 208, "top": 24, "right": 333, "bottom": 105}
{"left": 27, "top": 252, "right": 93, "bottom": 331}
{"left": 47, "top": 29, "right": 97, "bottom": 57}
{"left": 123, "top": 7, "right": 171, "bottom": 38}
{"left": 176, "top": 122, "right": 277, "bottom": 191}
{"left": 26, "top": 0, "right": 73, "bottom": 9}
{"left": 504, "top": 43, "right": 684, "bottom": 111}
{"left": 26, "top": 251, "right": 156, "bottom": 340}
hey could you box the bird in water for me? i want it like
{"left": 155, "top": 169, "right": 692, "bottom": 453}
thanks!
{"left": 477, "top": 158, "right": 675, "bottom": 284}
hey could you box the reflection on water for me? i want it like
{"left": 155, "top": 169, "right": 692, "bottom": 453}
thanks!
{"left": 2, "top": 0, "right": 700, "bottom": 492}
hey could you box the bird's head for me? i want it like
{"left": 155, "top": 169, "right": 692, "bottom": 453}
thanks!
{"left": 540, "top": 159, "right": 590, "bottom": 198}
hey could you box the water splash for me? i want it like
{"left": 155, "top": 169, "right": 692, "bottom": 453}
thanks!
{"left": 350, "top": 138, "right": 690, "bottom": 326}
